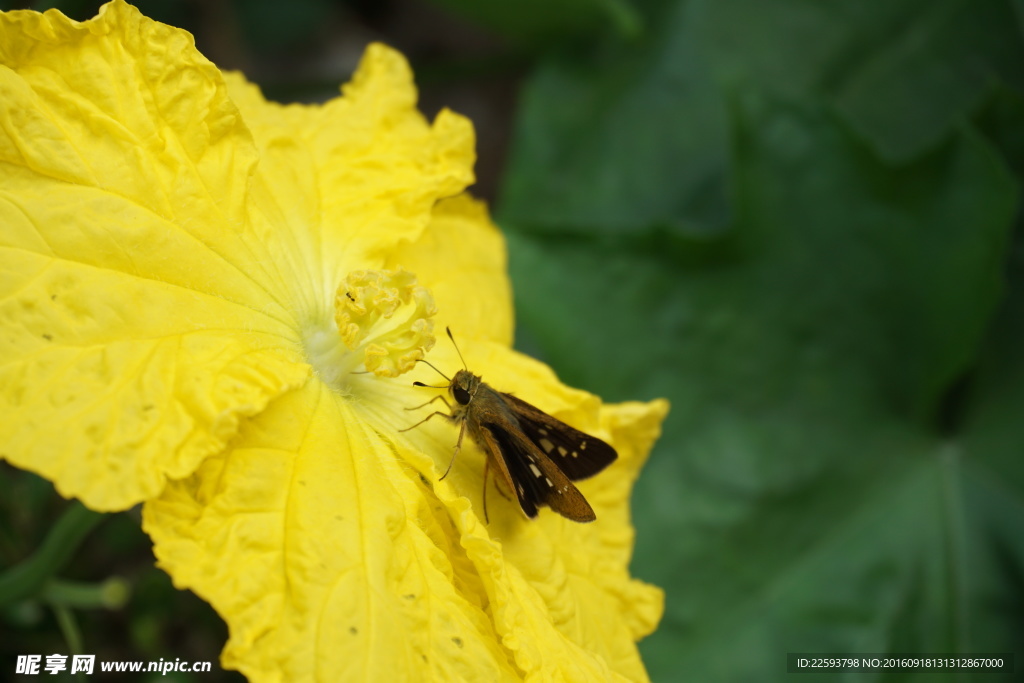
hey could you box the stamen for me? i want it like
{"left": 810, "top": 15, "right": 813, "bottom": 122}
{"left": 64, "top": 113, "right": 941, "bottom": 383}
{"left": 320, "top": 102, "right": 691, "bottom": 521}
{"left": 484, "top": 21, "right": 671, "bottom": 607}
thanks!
{"left": 312, "top": 269, "right": 437, "bottom": 384}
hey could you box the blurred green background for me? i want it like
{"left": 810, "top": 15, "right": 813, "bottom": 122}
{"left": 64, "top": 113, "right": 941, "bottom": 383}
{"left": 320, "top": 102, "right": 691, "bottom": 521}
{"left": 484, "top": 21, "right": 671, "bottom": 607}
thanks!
{"left": 3, "top": 0, "right": 1024, "bottom": 681}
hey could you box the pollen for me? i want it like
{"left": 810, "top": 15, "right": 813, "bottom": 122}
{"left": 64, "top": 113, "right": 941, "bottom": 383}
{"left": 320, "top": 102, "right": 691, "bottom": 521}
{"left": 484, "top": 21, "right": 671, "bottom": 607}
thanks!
{"left": 334, "top": 269, "right": 437, "bottom": 378}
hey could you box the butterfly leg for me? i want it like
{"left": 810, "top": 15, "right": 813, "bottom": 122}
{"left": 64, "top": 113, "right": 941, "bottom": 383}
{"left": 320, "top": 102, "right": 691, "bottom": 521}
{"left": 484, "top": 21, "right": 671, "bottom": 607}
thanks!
{"left": 439, "top": 417, "right": 467, "bottom": 480}
{"left": 482, "top": 457, "right": 490, "bottom": 524}
{"left": 404, "top": 394, "right": 453, "bottom": 412}
{"left": 480, "top": 459, "right": 514, "bottom": 524}
{"left": 398, "top": 410, "right": 452, "bottom": 433}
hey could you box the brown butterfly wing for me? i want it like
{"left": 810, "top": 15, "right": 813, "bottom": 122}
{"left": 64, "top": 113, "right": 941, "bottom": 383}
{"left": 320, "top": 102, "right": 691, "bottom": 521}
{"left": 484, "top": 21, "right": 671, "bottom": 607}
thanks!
{"left": 481, "top": 423, "right": 596, "bottom": 522}
{"left": 500, "top": 393, "right": 617, "bottom": 481}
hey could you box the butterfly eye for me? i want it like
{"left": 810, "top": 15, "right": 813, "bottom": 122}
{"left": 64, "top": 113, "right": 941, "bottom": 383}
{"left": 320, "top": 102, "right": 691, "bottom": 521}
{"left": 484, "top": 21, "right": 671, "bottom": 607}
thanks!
{"left": 453, "top": 386, "right": 472, "bottom": 405}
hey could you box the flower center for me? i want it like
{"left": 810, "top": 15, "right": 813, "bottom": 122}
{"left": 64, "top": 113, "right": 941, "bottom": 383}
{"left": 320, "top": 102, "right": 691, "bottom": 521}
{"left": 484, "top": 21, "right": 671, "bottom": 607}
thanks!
{"left": 303, "top": 269, "right": 436, "bottom": 392}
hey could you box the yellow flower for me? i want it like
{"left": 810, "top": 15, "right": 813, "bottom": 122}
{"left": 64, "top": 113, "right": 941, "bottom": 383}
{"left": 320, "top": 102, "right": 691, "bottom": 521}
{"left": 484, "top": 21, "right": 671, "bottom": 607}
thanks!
{"left": 0, "top": 2, "right": 668, "bottom": 681}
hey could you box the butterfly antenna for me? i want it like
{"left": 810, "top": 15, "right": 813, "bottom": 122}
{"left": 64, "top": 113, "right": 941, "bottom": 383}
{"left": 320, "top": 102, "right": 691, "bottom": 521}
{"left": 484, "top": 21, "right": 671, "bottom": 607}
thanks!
{"left": 447, "top": 326, "right": 468, "bottom": 370}
{"left": 415, "top": 359, "right": 451, "bottom": 382}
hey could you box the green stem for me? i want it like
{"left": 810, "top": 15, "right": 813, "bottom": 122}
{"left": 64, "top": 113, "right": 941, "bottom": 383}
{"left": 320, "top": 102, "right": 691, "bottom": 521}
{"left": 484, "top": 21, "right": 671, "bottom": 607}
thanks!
{"left": 52, "top": 602, "right": 84, "bottom": 655}
{"left": 43, "top": 577, "right": 130, "bottom": 609}
{"left": 52, "top": 602, "right": 90, "bottom": 683}
{"left": 0, "top": 502, "right": 105, "bottom": 605}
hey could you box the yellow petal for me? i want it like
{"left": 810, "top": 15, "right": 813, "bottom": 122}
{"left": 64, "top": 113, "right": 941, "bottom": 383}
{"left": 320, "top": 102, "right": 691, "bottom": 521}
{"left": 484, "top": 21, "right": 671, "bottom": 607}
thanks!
{"left": 222, "top": 46, "right": 476, "bottom": 318}
{"left": 144, "top": 380, "right": 520, "bottom": 682}
{"left": 386, "top": 193, "right": 514, "bottom": 347}
{"left": 0, "top": 0, "right": 310, "bottom": 510}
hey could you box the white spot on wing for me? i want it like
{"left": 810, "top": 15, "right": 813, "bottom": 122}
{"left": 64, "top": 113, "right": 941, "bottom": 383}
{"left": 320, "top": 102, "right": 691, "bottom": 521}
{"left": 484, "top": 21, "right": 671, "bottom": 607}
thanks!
{"left": 539, "top": 438, "right": 555, "bottom": 453}
{"left": 529, "top": 463, "right": 542, "bottom": 478}
{"left": 580, "top": 441, "right": 587, "bottom": 450}
{"left": 544, "top": 477, "right": 553, "bottom": 487}
{"left": 557, "top": 446, "right": 568, "bottom": 457}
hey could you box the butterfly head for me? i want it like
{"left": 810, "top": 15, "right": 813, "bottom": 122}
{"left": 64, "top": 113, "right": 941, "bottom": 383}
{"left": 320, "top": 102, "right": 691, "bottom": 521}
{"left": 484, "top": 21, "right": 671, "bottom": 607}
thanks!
{"left": 450, "top": 369, "right": 481, "bottom": 406}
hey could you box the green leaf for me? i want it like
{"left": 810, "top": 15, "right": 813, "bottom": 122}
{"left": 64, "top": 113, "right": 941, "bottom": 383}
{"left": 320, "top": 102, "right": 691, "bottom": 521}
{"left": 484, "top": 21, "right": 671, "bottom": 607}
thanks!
{"left": 427, "top": 0, "right": 644, "bottom": 46}
{"left": 700, "top": 0, "right": 1024, "bottom": 161}
{"left": 500, "top": 0, "right": 733, "bottom": 238}
{"left": 503, "top": 90, "right": 1021, "bottom": 680}
{"left": 499, "top": 0, "right": 1024, "bottom": 243}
